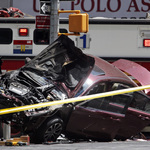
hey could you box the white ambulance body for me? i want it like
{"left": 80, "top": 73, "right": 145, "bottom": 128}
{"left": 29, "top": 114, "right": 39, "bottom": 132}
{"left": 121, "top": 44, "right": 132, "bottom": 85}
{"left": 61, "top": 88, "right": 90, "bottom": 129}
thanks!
{"left": 73, "top": 18, "right": 150, "bottom": 58}
{"left": 0, "top": 17, "right": 150, "bottom": 71}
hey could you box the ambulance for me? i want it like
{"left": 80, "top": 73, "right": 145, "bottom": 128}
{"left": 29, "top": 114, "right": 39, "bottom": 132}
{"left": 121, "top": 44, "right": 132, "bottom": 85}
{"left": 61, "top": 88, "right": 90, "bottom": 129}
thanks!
{"left": 0, "top": 16, "right": 150, "bottom": 72}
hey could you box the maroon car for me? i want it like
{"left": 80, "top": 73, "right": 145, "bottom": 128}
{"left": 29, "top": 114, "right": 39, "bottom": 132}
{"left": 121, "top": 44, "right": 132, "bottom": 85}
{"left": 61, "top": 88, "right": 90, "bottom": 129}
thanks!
{"left": 65, "top": 57, "right": 150, "bottom": 141}
{"left": 0, "top": 35, "right": 150, "bottom": 143}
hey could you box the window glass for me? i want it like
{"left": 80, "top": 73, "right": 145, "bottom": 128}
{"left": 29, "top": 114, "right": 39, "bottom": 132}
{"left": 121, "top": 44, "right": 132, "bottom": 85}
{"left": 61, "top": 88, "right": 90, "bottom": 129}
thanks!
{"left": 34, "top": 29, "right": 49, "bottom": 45}
{"left": 75, "top": 79, "right": 106, "bottom": 97}
{"left": 86, "top": 82, "right": 106, "bottom": 95}
{"left": 108, "top": 82, "right": 131, "bottom": 91}
{"left": 81, "top": 95, "right": 132, "bottom": 114}
{"left": 131, "top": 91, "right": 150, "bottom": 112}
{"left": 0, "top": 28, "right": 12, "bottom": 44}
{"left": 107, "top": 82, "right": 150, "bottom": 113}
{"left": 91, "top": 66, "right": 105, "bottom": 76}
{"left": 145, "top": 101, "right": 150, "bottom": 112}
{"left": 109, "top": 94, "right": 133, "bottom": 114}
{"left": 80, "top": 82, "right": 133, "bottom": 114}
{"left": 34, "top": 28, "right": 68, "bottom": 45}
{"left": 75, "top": 66, "right": 105, "bottom": 97}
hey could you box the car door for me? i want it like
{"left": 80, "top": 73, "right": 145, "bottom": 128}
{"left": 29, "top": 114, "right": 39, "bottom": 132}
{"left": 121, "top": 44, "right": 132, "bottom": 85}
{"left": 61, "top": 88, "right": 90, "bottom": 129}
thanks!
{"left": 66, "top": 82, "right": 132, "bottom": 141}
{"left": 116, "top": 91, "right": 150, "bottom": 140}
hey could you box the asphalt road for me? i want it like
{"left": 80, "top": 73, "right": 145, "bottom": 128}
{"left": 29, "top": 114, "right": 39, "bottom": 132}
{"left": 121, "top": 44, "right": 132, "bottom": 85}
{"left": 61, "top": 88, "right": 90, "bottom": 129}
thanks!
{"left": 0, "top": 140, "right": 150, "bottom": 150}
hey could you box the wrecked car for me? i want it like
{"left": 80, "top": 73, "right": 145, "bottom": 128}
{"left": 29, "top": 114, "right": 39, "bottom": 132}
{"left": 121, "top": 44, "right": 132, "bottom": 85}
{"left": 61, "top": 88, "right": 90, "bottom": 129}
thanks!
{"left": 0, "top": 35, "right": 150, "bottom": 143}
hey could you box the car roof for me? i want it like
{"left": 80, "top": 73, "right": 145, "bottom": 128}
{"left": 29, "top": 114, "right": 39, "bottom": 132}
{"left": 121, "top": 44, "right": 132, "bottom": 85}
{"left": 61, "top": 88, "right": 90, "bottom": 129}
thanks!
{"left": 91, "top": 56, "right": 136, "bottom": 85}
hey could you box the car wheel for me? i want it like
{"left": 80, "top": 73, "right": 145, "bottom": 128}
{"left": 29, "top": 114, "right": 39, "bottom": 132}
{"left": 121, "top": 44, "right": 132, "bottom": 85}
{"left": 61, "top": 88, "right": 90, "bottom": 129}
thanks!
{"left": 34, "top": 118, "right": 63, "bottom": 144}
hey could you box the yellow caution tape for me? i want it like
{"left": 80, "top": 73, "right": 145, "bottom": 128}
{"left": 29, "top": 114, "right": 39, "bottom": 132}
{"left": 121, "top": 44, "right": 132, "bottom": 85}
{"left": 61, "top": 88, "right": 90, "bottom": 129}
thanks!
{"left": 0, "top": 85, "right": 150, "bottom": 115}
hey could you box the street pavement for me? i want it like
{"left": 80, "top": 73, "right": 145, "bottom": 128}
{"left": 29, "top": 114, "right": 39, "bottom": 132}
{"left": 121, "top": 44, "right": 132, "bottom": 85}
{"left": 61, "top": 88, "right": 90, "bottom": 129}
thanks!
{"left": 0, "top": 140, "right": 150, "bottom": 150}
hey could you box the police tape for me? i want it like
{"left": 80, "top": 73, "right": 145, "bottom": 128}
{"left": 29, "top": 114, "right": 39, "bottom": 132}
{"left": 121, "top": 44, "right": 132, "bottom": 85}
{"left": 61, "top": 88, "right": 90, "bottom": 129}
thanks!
{"left": 0, "top": 85, "right": 150, "bottom": 115}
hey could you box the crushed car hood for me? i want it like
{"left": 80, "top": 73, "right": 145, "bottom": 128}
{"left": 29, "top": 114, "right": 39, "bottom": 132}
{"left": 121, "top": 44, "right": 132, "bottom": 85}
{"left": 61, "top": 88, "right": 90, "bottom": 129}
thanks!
{"left": 22, "top": 34, "right": 94, "bottom": 88}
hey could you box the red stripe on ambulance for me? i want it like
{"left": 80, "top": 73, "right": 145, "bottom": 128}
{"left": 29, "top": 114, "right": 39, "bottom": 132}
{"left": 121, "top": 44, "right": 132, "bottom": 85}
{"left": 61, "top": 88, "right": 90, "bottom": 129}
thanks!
{"left": 13, "top": 40, "right": 32, "bottom": 45}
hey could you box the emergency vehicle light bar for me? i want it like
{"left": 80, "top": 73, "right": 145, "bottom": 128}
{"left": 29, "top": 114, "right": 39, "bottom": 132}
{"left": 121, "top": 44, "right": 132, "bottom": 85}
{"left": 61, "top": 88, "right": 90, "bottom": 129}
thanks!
{"left": 19, "top": 28, "right": 28, "bottom": 36}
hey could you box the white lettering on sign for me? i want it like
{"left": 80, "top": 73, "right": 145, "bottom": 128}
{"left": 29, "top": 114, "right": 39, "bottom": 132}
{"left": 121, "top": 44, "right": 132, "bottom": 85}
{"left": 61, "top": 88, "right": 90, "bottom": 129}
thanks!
{"left": 36, "top": 16, "right": 50, "bottom": 28}
{"left": 13, "top": 0, "right": 150, "bottom": 18}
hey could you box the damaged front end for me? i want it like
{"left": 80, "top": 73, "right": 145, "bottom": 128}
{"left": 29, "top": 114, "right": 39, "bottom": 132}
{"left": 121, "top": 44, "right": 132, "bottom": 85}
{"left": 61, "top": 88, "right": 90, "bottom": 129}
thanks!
{"left": 0, "top": 35, "right": 94, "bottom": 136}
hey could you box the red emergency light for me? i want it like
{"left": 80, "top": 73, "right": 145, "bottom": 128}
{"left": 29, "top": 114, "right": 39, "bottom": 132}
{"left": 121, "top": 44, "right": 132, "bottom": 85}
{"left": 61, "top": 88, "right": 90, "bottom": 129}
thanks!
{"left": 19, "top": 28, "right": 28, "bottom": 36}
{"left": 143, "top": 39, "right": 150, "bottom": 47}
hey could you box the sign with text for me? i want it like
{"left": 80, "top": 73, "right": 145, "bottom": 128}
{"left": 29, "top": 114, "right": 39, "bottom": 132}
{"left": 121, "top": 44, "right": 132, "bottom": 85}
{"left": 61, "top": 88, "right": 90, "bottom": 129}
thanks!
{"left": 13, "top": 0, "right": 150, "bottom": 18}
{"left": 36, "top": 15, "right": 50, "bottom": 28}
